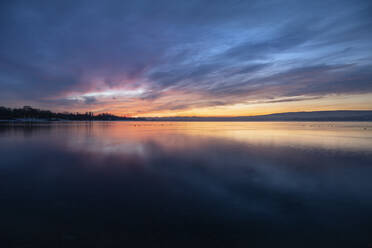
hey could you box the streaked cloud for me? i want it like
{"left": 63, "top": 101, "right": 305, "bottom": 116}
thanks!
{"left": 0, "top": 0, "right": 371, "bottom": 116}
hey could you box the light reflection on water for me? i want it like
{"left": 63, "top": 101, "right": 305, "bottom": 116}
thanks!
{"left": 0, "top": 122, "right": 372, "bottom": 247}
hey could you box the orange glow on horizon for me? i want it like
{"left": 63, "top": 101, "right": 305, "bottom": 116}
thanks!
{"left": 46, "top": 92, "right": 372, "bottom": 117}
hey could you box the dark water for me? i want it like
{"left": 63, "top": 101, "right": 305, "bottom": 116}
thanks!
{"left": 1, "top": 122, "right": 372, "bottom": 248}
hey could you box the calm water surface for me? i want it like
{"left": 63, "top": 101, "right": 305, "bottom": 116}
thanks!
{"left": 1, "top": 122, "right": 372, "bottom": 247}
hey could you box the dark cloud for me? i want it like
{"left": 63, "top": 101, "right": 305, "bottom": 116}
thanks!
{"left": 83, "top": 96, "right": 97, "bottom": 104}
{"left": 0, "top": 0, "right": 371, "bottom": 111}
{"left": 253, "top": 96, "right": 324, "bottom": 104}
{"left": 232, "top": 63, "right": 273, "bottom": 75}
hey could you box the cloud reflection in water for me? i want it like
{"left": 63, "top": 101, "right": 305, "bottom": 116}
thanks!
{"left": 0, "top": 122, "right": 372, "bottom": 247}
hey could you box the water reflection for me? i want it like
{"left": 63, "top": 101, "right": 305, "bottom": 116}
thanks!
{"left": 0, "top": 122, "right": 372, "bottom": 247}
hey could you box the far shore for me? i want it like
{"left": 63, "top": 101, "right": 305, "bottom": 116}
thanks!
{"left": 2, "top": 118, "right": 372, "bottom": 123}
{"left": 2, "top": 106, "right": 372, "bottom": 122}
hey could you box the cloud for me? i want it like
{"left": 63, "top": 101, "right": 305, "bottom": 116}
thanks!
{"left": 83, "top": 96, "right": 97, "bottom": 104}
{"left": 0, "top": 0, "right": 371, "bottom": 114}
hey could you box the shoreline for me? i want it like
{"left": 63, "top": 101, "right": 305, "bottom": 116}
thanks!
{"left": 1, "top": 119, "right": 372, "bottom": 123}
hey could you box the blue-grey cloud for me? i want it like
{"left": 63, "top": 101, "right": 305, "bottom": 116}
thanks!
{"left": 0, "top": 0, "right": 371, "bottom": 111}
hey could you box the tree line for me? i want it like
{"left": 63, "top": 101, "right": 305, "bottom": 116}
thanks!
{"left": 0, "top": 106, "right": 137, "bottom": 121}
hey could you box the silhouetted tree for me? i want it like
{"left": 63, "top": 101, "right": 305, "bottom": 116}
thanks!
{"left": 0, "top": 106, "right": 138, "bottom": 121}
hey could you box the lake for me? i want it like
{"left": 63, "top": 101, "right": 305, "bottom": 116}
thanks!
{"left": 1, "top": 122, "right": 372, "bottom": 247}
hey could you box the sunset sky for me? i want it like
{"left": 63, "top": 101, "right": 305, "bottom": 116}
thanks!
{"left": 0, "top": 0, "right": 371, "bottom": 117}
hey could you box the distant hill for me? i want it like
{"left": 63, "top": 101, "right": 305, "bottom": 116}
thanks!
{"left": 145, "top": 111, "right": 372, "bottom": 121}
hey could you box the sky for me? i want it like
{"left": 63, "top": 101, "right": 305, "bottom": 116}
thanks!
{"left": 0, "top": 0, "right": 371, "bottom": 117}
